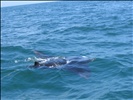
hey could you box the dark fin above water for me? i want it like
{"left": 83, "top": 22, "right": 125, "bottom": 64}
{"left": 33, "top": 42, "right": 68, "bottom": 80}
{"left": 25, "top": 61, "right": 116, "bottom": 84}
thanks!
{"left": 34, "top": 61, "right": 39, "bottom": 66}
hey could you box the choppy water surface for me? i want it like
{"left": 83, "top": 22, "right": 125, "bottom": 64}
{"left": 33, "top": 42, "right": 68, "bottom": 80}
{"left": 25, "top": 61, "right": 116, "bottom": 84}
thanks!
{"left": 1, "top": 1, "right": 133, "bottom": 100}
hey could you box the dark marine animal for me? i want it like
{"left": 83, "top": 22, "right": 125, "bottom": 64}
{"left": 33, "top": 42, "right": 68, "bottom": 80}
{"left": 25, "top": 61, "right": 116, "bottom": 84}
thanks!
{"left": 30, "top": 51, "right": 95, "bottom": 79}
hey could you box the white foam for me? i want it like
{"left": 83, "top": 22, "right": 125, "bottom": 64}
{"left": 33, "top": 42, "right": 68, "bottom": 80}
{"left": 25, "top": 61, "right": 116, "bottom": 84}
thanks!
{"left": 14, "top": 60, "right": 18, "bottom": 63}
{"left": 66, "top": 60, "right": 71, "bottom": 64}
{"left": 82, "top": 56, "right": 88, "bottom": 58}
{"left": 27, "top": 57, "right": 32, "bottom": 61}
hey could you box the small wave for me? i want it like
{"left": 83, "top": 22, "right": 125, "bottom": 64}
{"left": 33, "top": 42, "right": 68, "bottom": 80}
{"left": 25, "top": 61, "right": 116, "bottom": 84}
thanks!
{"left": 100, "top": 90, "right": 133, "bottom": 100}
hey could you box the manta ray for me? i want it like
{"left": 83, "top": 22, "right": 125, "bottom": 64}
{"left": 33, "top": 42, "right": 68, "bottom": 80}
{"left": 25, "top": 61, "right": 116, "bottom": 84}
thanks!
{"left": 29, "top": 51, "right": 95, "bottom": 79}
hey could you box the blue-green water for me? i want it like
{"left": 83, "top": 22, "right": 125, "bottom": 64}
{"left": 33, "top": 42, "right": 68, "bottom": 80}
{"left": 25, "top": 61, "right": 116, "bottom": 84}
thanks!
{"left": 1, "top": 1, "right": 133, "bottom": 100}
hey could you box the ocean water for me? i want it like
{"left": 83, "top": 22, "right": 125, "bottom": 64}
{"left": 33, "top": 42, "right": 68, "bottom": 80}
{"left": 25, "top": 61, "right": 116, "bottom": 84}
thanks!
{"left": 1, "top": 1, "right": 133, "bottom": 100}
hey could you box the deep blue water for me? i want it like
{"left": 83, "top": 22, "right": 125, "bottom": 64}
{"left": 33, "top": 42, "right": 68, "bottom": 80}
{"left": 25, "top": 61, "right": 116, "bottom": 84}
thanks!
{"left": 1, "top": 1, "right": 133, "bottom": 100}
